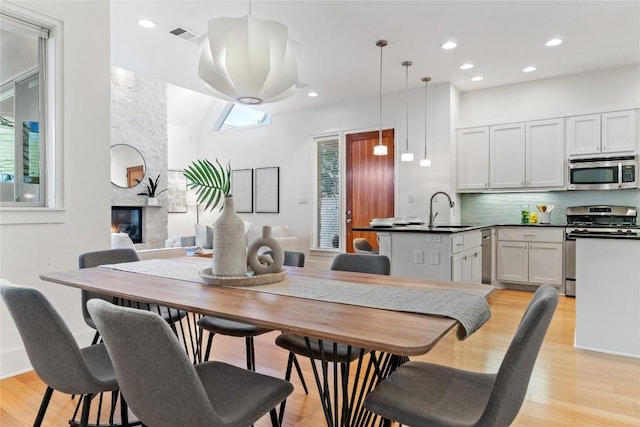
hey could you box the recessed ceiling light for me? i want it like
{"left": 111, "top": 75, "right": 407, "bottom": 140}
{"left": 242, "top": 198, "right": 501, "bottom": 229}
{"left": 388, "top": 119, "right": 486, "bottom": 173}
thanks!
{"left": 138, "top": 19, "right": 156, "bottom": 29}
{"left": 545, "top": 38, "right": 562, "bottom": 47}
{"left": 460, "top": 63, "right": 474, "bottom": 70}
{"left": 307, "top": 91, "right": 318, "bottom": 97}
{"left": 471, "top": 76, "right": 484, "bottom": 82}
{"left": 522, "top": 66, "right": 537, "bottom": 73}
{"left": 441, "top": 41, "right": 458, "bottom": 50}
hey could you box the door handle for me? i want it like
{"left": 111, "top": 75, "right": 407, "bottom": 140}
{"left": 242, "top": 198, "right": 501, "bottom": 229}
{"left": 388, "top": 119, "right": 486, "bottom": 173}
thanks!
{"left": 346, "top": 219, "right": 352, "bottom": 224}
{"left": 346, "top": 210, "right": 352, "bottom": 216}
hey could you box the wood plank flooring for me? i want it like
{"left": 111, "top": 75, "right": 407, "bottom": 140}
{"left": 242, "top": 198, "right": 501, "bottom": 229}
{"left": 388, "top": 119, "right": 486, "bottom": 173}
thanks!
{"left": 1, "top": 289, "right": 638, "bottom": 426}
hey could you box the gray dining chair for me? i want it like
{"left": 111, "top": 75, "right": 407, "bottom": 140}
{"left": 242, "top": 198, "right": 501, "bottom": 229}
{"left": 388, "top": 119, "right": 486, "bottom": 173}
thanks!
{"left": 364, "top": 285, "right": 559, "bottom": 427}
{"left": 353, "top": 238, "right": 379, "bottom": 254}
{"left": 0, "top": 282, "right": 126, "bottom": 427}
{"left": 330, "top": 253, "right": 390, "bottom": 275}
{"left": 197, "top": 250, "right": 307, "bottom": 377}
{"left": 79, "top": 248, "right": 186, "bottom": 344}
{"left": 88, "top": 299, "right": 293, "bottom": 427}
{"left": 274, "top": 252, "right": 390, "bottom": 423}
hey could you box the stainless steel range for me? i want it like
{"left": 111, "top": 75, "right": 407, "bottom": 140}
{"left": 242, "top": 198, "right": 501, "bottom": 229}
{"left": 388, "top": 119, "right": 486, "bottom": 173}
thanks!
{"left": 565, "top": 205, "right": 638, "bottom": 297}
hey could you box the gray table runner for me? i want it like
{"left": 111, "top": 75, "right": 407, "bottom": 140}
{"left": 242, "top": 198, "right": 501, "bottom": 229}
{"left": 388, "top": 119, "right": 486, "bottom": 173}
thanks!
{"left": 101, "top": 259, "right": 491, "bottom": 339}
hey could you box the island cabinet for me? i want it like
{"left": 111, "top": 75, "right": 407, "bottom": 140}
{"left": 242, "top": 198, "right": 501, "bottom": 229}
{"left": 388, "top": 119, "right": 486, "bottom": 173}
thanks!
{"left": 380, "top": 230, "right": 483, "bottom": 284}
{"left": 496, "top": 228, "right": 564, "bottom": 286}
{"left": 567, "top": 110, "right": 638, "bottom": 157}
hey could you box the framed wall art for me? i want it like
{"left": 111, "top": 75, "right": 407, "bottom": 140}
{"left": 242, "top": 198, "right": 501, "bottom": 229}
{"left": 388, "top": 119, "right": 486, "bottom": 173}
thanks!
{"left": 166, "top": 169, "right": 187, "bottom": 213}
{"left": 231, "top": 168, "right": 253, "bottom": 213}
{"left": 255, "top": 167, "right": 279, "bottom": 213}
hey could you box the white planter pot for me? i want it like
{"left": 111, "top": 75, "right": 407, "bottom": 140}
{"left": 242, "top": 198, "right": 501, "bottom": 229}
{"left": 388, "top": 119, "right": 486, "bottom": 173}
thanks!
{"left": 147, "top": 197, "right": 158, "bottom": 206}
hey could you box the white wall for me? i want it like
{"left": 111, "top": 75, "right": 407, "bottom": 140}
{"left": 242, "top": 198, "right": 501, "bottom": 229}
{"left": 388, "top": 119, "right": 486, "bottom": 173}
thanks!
{"left": 459, "top": 64, "right": 640, "bottom": 124}
{"left": 1, "top": 1, "right": 111, "bottom": 378}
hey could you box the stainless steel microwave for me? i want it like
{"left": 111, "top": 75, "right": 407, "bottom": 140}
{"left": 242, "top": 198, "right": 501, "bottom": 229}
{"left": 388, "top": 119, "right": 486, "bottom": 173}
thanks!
{"left": 568, "top": 155, "right": 638, "bottom": 190}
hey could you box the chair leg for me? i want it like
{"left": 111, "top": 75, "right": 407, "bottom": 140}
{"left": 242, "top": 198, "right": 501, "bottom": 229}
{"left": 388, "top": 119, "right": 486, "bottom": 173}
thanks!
{"left": 90, "top": 330, "right": 100, "bottom": 345}
{"left": 79, "top": 393, "right": 92, "bottom": 427}
{"left": 120, "top": 393, "right": 129, "bottom": 427}
{"left": 246, "top": 337, "right": 256, "bottom": 371}
{"left": 269, "top": 408, "right": 280, "bottom": 427}
{"left": 203, "top": 331, "right": 215, "bottom": 362}
{"left": 278, "top": 353, "right": 295, "bottom": 424}
{"left": 33, "top": 386, "right": 54, "bottom": 427}
{"left": 292, "top": 354, "right": 309, "bottom": 394}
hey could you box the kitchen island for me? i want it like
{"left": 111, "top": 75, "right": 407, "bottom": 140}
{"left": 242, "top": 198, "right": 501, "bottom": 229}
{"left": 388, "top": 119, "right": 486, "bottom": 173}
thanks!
{"left": 353, "top": 225, "right": 489, "bottom": 283}
{"left": 574, "top": 234, "right": 640, "bottom": 358}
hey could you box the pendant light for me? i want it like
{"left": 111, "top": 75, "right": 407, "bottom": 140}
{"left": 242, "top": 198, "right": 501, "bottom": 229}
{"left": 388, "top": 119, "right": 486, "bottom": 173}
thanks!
{"left": 198, "top": 1, "right": 299, "bottom": 105}
{"left": 373, "top": 40, "right": 388, "bottom": 156}
{"left": 420, "top": 76, "right": 432, "bottom": 167}
{"left": 400, "top": 61, "right": 414, "bottom": 162}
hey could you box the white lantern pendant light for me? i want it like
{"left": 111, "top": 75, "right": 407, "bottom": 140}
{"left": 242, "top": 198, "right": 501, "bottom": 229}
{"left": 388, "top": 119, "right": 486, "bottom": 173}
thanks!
{"left": 198, "top": 2, "right": 300, "bottom": 105}
{"left": 400, "top": 61, "right": 414, "bottom": 162}
{"left": 373, "top": 40, "right": 388, "bottom": 156}
{"left": 420, "top": 77, "right": 432, "bottom": 167}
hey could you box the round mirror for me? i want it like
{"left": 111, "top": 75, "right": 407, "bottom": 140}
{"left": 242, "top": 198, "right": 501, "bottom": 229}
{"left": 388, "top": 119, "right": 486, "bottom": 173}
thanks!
{"left": 110, "top": 144, "right": 145, "bottom": 188}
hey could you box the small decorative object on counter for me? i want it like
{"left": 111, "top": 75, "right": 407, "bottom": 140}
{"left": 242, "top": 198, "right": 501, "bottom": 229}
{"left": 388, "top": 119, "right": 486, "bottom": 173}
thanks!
{"left": 520, "top": 205, "right": 530, "bottom": 224}
{"left": 539, "top": 212, "right": 551, "bottom": 224}
{"left": 212, "top": 196, "right": 247, "bottom": 276}
{"left": 247, "top": 225, "right": 284, "bottom": 275}
{"left": 529, "top": 212, "right": 538, "bottom": 223}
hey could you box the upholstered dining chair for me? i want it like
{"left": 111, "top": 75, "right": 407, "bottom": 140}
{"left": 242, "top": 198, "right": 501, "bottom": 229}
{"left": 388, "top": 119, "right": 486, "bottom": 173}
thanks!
{"left": 274, "top": 252, "right": 391, "bottom": 423}
{"left": 0, "top": 282, "right": 127, "bottom": 427}
{"left": 197, "top": 250, "right": 307, "bottom": 376}
{"left": 79, "top": 248, "right": 186, "bottom": 344}
{"left": 353, "top": 237, "right": 379, "bottom": 254}
{"left": 364, "top": 285, "right": 559, "bottom": 427}
{"left": 88, "top": 299, "right": 293, "bottom": 427}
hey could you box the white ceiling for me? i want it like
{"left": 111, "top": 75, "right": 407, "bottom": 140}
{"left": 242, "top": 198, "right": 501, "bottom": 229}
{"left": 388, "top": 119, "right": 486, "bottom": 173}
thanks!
{"left": 111, "top": 1, "right": 640, "bottom": 116}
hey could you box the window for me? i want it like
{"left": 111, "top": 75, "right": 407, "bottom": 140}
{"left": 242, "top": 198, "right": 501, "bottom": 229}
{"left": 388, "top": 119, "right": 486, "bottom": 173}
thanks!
{"left": 214, "top": 102, "right": 270, "bottom": 131}
{"left": 316, "top": 136, "right": 341, "bottom": 250}
{"left": 0, "top": 12, "right": 49, "bottom": 206}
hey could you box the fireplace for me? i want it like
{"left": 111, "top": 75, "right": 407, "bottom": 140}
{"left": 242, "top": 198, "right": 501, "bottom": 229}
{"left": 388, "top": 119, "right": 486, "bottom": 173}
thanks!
{"left": 111, "top": 206, "right": 143, "bottom": 243}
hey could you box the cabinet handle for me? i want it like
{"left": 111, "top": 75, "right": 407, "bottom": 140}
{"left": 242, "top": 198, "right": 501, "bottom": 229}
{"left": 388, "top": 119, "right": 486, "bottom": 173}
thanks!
{"left": 523, "top": 234, "right": 535, "bottom": 237}
{"left": 473, "top": 252, "right": 478, "bottom": 257}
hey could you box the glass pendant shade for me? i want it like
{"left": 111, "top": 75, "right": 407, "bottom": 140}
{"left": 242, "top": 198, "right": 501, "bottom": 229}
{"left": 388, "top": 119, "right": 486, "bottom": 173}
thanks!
{"left": 420, "top": 158, "right": 432, "bottom": 167}
{"left": 199, "top": 15, "right": 299, "bottom": 105}
{"left": 401, "top": 152, "right": 414, "bottom": 162}
{"left": 374, "top": 143, "right": 388, "bottom": 156}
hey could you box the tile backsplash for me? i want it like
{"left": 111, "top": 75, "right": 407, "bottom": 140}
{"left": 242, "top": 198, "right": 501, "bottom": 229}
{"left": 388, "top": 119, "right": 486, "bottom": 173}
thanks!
{"left": 460, "top": 190, "right": 640, "bottom": 225}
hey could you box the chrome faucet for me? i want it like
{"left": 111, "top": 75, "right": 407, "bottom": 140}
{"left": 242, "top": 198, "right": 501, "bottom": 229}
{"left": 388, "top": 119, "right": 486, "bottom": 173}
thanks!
{"left": 428, "top": 191, "right": 455, "bottom": 228}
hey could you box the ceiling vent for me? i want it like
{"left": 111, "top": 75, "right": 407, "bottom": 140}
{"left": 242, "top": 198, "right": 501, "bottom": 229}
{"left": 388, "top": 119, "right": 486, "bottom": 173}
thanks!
{"left": 169, "top": 27, "right": 201, "bottom": 44}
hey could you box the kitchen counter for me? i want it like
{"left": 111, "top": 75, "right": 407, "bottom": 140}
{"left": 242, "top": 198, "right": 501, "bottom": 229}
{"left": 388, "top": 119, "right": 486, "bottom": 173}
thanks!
{"left": 353, "top": 223, "right": 566, "bottom": 233}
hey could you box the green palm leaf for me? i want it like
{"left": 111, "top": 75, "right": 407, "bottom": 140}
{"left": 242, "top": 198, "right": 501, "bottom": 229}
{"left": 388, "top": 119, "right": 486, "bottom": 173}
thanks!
{"left": 184, "top": 159, "right": 231, "bottom": 212}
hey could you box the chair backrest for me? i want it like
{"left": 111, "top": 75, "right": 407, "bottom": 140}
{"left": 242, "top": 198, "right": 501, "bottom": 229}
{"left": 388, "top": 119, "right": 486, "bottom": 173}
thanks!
{"left": 264, "top": 250, "right": 305, "bottom": 267}
{"left": 330, "top": 253, "right": 390, "bottom": 275}
{"left": 0, "top": 282, "right": 114, "bottom": 395}
{"left": 477, "top": 285, "right": 558, "bottom": 426}
{"left": 87, "top": 299, "right": 221, "bottom": 427}
{"left": 353, "top": 238, "right": 374, "bottom": 253}
{"left": 78, "top": 249, "right": 140, "bottom": 327}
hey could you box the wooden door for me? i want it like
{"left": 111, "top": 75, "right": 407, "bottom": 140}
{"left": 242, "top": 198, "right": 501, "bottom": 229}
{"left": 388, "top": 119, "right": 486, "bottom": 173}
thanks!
{"left": 127, "top": 165, "right": 144, "bottom": 187}
{"left": 345, "top": 129, "right": 394, "bottom": 253}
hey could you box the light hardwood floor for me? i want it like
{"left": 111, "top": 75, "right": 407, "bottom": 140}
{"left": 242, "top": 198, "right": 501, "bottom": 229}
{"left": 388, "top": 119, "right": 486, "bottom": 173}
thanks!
{"left": 1, "top": 289, "right": 638, "bottom": 426}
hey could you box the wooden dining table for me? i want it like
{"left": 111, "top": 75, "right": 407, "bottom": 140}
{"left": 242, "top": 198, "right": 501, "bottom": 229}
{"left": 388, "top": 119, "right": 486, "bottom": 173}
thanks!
{"left": 40, "top": 256, "right": 494, "bottom": 427}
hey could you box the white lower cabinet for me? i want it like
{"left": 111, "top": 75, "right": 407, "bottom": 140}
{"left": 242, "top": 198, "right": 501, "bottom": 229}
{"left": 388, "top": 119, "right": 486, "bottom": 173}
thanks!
{"left": 452, "top": 246, "right": 482, "bottom": 284}
{"left": 496, "top": 228, "right": 564, "bottom": 286}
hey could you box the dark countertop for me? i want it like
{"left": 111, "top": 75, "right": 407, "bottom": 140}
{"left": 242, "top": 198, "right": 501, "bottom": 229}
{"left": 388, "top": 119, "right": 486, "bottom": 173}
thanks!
{"left": 353, "top": 223, "right": 567, "bottom": 234}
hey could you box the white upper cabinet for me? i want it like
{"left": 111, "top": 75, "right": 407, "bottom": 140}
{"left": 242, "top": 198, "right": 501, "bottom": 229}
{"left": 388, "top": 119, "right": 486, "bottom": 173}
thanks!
{"left": 456, "top": 127, "right": 489, "bottom": 191}
{"left": 490, "top": 123, "right": 526, "bottom": 188}
{"left": 526, "top": 119, "right": 565, "bottom": 188}
{"left": 567, "top": 110, "right": 638, "bottom": 157}
{"left": 601, "top": 110, "right": 638, "bottom": 154}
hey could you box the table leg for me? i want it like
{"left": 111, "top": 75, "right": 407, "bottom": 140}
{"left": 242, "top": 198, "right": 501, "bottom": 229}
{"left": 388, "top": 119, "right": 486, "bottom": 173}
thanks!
{"left": 303, "top": 337, "right": 407, "bottom": 427}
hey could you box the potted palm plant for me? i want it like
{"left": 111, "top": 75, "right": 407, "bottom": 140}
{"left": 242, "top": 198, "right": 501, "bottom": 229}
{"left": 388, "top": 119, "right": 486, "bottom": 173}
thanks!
{"left": 184, "top": 159, "right": 246, "bottom": 276}
{"left": 135, "top": 174, "right": 167, "bottom": 206}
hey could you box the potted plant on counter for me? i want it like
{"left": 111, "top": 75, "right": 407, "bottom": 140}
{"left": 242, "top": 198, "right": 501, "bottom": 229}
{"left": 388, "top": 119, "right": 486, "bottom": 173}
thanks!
{"left": 135, "top": 174, "right": 167, "bottom": 206}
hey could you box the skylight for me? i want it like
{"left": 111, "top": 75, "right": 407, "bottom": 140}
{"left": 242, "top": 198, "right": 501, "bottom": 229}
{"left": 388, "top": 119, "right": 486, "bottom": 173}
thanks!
{"left": 215, "top": 103, "right": 271, "bottom": 131}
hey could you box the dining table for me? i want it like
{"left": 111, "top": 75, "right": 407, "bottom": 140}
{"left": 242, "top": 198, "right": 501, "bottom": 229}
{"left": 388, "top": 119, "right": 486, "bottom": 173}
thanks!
{"left": 40, "top": 256, "right": 494, "bottom": 427}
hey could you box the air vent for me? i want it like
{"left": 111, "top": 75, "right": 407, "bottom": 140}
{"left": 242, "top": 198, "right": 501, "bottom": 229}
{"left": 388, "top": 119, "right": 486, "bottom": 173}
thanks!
{"left": 169, "top": 27, "right": 201, "bottom": 44}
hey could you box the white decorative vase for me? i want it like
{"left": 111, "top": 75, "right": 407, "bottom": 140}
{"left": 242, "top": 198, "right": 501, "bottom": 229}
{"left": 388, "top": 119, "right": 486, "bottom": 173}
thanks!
{"left": 212, "top": 196, "right": 247, "bottom": 277}
{"left": 147, "top": 197, "right": 158, "bottom": 206}
{"left": 247, "top": 226, "right": 284, "bottom": 275}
